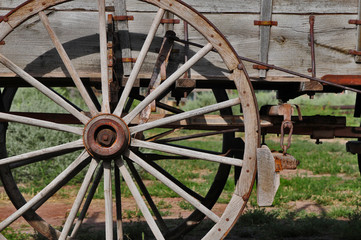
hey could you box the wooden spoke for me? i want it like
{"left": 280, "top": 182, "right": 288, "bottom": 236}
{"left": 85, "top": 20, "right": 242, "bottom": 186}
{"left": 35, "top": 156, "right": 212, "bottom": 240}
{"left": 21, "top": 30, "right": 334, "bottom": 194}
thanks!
{"left": 115, "top": 159, "right": 165, "bottom": 240}
{"left": 125, "top": 159, "right": 168, "bottom": 232}
{"left": 155, "top": 129, "right": 239, "bottom": 143}
{"left": 104, "top": 161, "right": 113, "bottom": 240}
{"left": 130, "top": 98, "right": 241, "bottom": 134}
{"left": 0, "top": 151, "right": 90, "bottom": 231}
{"left": 0, "top": 139, "right": 83, "bottom": 167}
{"left": 131, "top": 139, "right": 242, "bottom": 167}
{"left": 38, "top": 11, "right": 99, "bottom": 117}
{"left": 113, "top": 8, "right": 165, "bottom": 117}
{"left": 59, "top": 159, "right": 99, "bottom": 240}
{"left": 136, "top": 152, "right": 204, "bottom": 201}
{"left": 0, "top": 112, "right": 82, "bottom": 135}
{"left": 123, "top": 43, "right": 213, "bottom": 124}
{"left": 71, "top": 164, "right": 104, "bottom": 238}
{"left": 0, "top": 233, "right": 7, "bottom": 240}
{"left": 125, "top": 150, "right": 220, "bottom": 223}
{"left": 114, "top": 165, "right": 123, "bottom": 240}
{"left": 0, "top": 53, "right": 89, "bottom": 124}
{"left": 98, "top": 0, "right": 110, "bottom": 113}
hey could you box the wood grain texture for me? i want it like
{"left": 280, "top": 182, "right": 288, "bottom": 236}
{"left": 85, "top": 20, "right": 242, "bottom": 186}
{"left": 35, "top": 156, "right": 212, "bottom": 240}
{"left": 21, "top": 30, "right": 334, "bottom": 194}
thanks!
{"left": 1, "top": 1, "right": 360, "bottom": 82}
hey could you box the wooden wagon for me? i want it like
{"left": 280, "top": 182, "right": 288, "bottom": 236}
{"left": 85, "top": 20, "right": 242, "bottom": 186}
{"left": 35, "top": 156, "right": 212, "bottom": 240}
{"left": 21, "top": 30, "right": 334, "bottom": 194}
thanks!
{"left": 0, "top": 0, "right": 360, "bottom": 239}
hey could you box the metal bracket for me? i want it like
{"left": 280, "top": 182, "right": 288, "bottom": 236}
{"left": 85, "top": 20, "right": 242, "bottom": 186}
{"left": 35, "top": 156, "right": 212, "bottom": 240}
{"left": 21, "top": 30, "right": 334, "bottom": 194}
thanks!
{"left": 349, "top": 19, "right": 361, "bottom": 25}
{"left": 161, "top": 19, "right": 180, "bottom": 24}
{"left": 254, "top": 20, "right": 277, "bottom": 26}
{"left": 0, "top": 16, "right": 8, "bottom": 22}
{"left": 121, "top": 58, "right": 137, "bottom": 63}
{"left": 253, "top": 64, "right": 273, "bottom": 70}
{"left": 113, "top": 15, "right": 134, "bottom": 21}
{"left": 0, "top": 41, "right": 5, "bottom": 45}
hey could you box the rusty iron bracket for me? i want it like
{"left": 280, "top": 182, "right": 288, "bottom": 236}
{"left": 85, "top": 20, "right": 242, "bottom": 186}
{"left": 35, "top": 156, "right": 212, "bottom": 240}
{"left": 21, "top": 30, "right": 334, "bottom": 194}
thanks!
{"left": 308, "top": 16, "right": 316, "bottom": 78}
{"left": 0, "top": 16, "right": 8, "bottom": 22}
{"left": 349, "top": 49, "right": 361, "bottom": 56}
{"left": 0, "top": 41, "right": 5, "bottom": 45}
{"left": 161, "top": 19, "right": 180, "bottom": 24}
{"left": 349, "top": 19, "right": 361, "bottom": 25}
{"left": 113, "top": 15, "right": 134, "bottom": 21}
{"left": 254, "top": 20, "right": 278, "bottom": 26}
{"left": 121, "top": 58, "right": 137, "bottom": 63}
{"left": 262, "top": 104, "right": 303, "bottom": 154}
{"left": 253, "top": 64, "right": 273, "bottom": 70}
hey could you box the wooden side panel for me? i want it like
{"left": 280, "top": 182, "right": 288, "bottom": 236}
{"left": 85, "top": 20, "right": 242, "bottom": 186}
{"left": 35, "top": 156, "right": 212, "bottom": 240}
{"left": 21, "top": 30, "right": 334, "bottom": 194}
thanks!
{"left": 0, "top": 0, "right": 360, "bottom": 83}
{"left": 128, "top": 0, "right": 358, "bottom": 14}
{"left": 0, "top": 0, "right": 114, "bottom": 10}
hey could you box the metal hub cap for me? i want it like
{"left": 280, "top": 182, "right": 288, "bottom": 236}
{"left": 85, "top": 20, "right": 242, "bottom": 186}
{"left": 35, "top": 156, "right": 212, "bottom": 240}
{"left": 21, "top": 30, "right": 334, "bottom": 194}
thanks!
{"left": 83, "top": 114, "right": 130, "bottom": 159}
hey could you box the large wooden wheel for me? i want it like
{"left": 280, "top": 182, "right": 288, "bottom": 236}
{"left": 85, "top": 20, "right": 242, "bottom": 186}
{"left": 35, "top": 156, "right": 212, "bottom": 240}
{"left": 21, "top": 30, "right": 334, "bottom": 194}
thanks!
{"left": 0, "top": 0, "right": 260, "bottom": 239}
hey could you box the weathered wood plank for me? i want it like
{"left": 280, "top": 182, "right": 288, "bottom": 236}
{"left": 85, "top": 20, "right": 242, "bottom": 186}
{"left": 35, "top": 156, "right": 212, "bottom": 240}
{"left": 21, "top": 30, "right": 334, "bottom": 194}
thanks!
{"left": 126, "top": 0, "right": 358, "bottom": 14}
{"left": 0, "top": 7, "right": 360, "bottom": 83}
{"left": 0, "top": 0, "right": 114, "bottom": 11}
{"left": 258, "top": 0, "right": 274, "bottom": 78}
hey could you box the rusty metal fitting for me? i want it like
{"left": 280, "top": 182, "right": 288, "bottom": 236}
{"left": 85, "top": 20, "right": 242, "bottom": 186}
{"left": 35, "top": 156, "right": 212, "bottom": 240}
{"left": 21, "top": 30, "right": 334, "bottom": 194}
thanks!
{"left": 254, "top": 20, "right": 278, "bottom": 26}
{"left": 0, "top": 41, "right": 5, "bottom": 45}
{"left": 122, "top": 58, "right": 137, "bottom": 63}
{"left": 113, "top": 15, "right": 134, "bottom": 21}
{"left": 349, "top": 50, "right": 361, "bottom": 56}
{"left": 0, "top": 16, "right": 9, "bottom": 22}
{"left": 280, "top": 120, "right": 293, "bottom": 154}
{"left": 349, "top": 19, "right": 361, "bottom": 25}
{"left": 161, "top": 19, "right": 180, "bottom": 24}
{"left": 83, "top": 114, "right": 130, "bottom": 159}
{"left": 253, "top": 64, "right": 273, "bottom": 70}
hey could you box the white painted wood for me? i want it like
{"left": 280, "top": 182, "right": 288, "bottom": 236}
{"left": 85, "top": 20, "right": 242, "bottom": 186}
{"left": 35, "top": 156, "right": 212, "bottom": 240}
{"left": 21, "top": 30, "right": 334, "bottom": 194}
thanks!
{"left": 131, "top": 139, "right": 243, "bottom": 167}
{"left": 71, "top": 165, "right": 104, "bottom": 238}
{"left": 258, "top": 0, "right": 273, "bottom": 78}
{"left": 0, "top": 0, "right": 114, "bottom": 10}
{"left": 0, "top": 151, "right": 90, "bottom": 231}
{"left": 98, "top": 0, "right": 110, "bottom": 113}
{"left": 59, "top": 159, "right": 99, "bottom": 240}
{"left": 0, "top": 233, "right": 7, "bottom": 240}
{"left": 123, "top": 43, "right": 213, "bottom": 124}
{"left": 125, "top": 150, "right": 221, "bottom": 223}
{"left": 130, "top": 97, "right": 241, "bottom": 133}
{"left": 38, "top": 11, "right": 99, "bottom": 117}
{"left": 0, "top": 112, "right": 82, "bottom": 135}
{"left": 114, "top": 166, "right": 124, "bottom": 240}
{"left": 114, "top": 0, "right": 133, "bottom": 76}
{"left": 116, "top": 159, "right": 165, "bottom": 240}
{"left": 0, "top": 53, "right": 90, "bottom": 124}
{"left": 104, "top": 161, "right": 113, "bottom": 240}
{"left": 257, "top": 145, "right": 280, "bottom": 207}
{"left": 113, "top": 8, "right": 165, "bottom": 117}
{"left": 0, "top": 139, "right": 83, "bottom": 166}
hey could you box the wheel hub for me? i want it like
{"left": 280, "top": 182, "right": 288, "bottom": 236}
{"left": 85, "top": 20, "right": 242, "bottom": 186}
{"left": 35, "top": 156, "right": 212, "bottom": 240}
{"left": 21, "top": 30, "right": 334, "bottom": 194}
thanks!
{"left": 83, "top": 114, "right": 130, "bottom": 159}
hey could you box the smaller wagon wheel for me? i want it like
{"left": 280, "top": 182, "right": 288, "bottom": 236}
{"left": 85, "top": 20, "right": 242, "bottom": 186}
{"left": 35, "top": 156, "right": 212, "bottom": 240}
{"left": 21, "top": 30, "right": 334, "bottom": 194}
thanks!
{"left": 0, "top": 0, "right": 260, "bottom": 239}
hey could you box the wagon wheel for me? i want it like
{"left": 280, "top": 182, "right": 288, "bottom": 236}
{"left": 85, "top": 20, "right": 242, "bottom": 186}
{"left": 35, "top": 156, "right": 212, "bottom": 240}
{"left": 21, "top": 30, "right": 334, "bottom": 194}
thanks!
{"left": 0, "top": 0, "right": 260, "bottom": 239}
